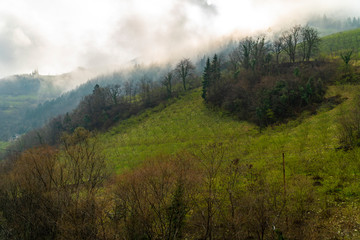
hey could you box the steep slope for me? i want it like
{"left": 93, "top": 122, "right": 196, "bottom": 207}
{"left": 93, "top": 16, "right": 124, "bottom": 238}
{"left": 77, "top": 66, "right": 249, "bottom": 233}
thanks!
{"left": 100, "top": 89, "right": 255, "bottom": 171}
{"left": 4, "top": 29, "right": 360, "bottom": 239}
{"left": 0, "top": 141, "right": 9, "bottom": 155}
{"left": 97, "top": 83, "right": 360, "bottom": 238}
{"left": 1, "top": 27, "right": 357, "bottom": 143}
{"left": 101, "top": 84, "right": 360, "bottom": 202}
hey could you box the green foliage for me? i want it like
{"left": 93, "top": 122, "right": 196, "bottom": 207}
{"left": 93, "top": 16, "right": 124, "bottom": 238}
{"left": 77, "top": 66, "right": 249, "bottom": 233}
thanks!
{"left": 340, "top": 50, "right": 353, "bottom": 65}
{"left": 257, "top": 76, "right": 325, "bottom": 127}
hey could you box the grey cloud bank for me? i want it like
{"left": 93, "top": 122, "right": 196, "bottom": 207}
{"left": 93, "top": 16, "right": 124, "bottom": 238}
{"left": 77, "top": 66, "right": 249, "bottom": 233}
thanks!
{"left": 0, "top": 0, "right": 359, "bottom": 82}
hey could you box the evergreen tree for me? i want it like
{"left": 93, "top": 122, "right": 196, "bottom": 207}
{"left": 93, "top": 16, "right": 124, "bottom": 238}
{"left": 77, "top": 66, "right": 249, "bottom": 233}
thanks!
{"left": 202, "top": 54, "right": 221, "bottom": 103}
{"left": 166, "top": 183, "right": 187, "bottom": 240}
{"left": 202, "top": 58, "right": 211, "bottom": 101}
{"left": 211, "top": 54, "right": 221, "bottom": 83}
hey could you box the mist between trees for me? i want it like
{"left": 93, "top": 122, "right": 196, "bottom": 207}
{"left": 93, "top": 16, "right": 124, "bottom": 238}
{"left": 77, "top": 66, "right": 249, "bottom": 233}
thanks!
{"left": 3, "top": 24, "right": 347, "bottom": 155}
{"left": 1, "top": 24, "right": 360, "bottom": 239}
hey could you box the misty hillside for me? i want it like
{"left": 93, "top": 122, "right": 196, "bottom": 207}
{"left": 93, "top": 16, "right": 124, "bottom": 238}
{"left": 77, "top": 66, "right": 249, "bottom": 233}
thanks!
{"left": 0, "top": 26, "right": 356, "bottom": 143}
{"left": 0, "top": 73, "right": 62, "bottom": 141}
{"left": 4, "top": 27, "right": 355, "bottom": 138}
{"left": 2, "top": 0, "right": 360, "bottom": 238}
{"left": 0, "top": 72, "right": 60, "bottom": 100}
{"left": 1, "top": 25, "right": 358, "bottom": 146}
{"left": 309, "top": 15, "right": 360, "bottom": 36}
{"left": 0, "top": 68, "right": 95, "bottom": 141}
{"left": 0, "top": 60, "right": 205, "bottom": 144}
{"left": 4, "top": 74, "right": 360, "bottom": 238}
{"left": 3, "top": 20, "right": 360, "bottom": 239}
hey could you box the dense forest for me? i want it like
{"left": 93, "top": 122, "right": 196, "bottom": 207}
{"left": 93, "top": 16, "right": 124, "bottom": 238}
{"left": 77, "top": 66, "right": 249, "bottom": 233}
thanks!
{"left": 1, "top": 23, "right": 360, "bottom": 239}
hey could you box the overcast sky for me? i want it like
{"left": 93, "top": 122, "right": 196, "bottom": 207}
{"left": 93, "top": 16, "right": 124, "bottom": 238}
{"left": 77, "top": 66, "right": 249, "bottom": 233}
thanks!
{"left": 0, "top": 0, "right": 359, "bottom": 78}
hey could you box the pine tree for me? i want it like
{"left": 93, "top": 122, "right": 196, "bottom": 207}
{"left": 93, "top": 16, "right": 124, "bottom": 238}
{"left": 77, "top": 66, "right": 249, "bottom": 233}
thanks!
{"left": 211, "top": 54, "right": 220, "bottom": 83}
{"left": 166, "top": 183, "right": 187, "bottom": 240}
{"left": 202, "top": 55, "right": 221, "bottom": 103}
{"left": 202, "top": 58, "right": 211, "bottom": 101}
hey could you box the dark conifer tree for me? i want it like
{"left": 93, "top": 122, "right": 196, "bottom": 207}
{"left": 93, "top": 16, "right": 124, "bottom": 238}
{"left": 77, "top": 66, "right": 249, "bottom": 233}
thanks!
{"left": 202, "top": 55, "right": 221, "bottom": 103}
{"left": 211, "top": 54, "right": 221, "bottom": 83}
{"left": 202, "top": 58, "right": 211, "bottom": 101}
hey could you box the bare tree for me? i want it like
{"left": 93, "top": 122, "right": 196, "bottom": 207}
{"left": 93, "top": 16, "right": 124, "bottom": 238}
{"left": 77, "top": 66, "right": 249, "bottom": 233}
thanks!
{"left": 139, "top": 76, "right": 152, "bottom": 106}
{"left": 106, "top": 84, "right": 122, "bottom": 105}
{"left": 124, "top": 79, "right": 136, "bottom": 103}
{"left": 229, "top": 44, "right": 242, "bottom": 72}
{"left": 273, "top": 37, "right": 283, "bottom": 65}
{"left": 59, "top": 127, "right": 110, "bottom": 239}
{"left": 301, "top": 26, "right": 321, "bottom": 61}
{"left": 175, "top": 58, "right": 195, "bottom": 91}
{"left": 233, "top": 36, "right": 270, "bottom": 73}
{"left": 241, "top": 37, "right": 253, "bottom": 70}
{"left": 112, "top": 154, "right": 198, "bottom": 239}
{"left": 162, "top": 71, "right": 174, "bottom": 97}
{"left": 282, "top": 25, "right": 302, "bottom": 63}
{"left": 193, "top": 143, "right": 225, "bottom": 240}
{"left": 250, "top": 36, "right": 269, "bottom": 72}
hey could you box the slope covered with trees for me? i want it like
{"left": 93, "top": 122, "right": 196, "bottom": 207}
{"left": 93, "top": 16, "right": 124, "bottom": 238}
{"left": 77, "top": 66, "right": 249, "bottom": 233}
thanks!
{"left": 2, "top": 26, "right": 360, "bottom": 239}
{"left": 201, "top": 25, "right": 339, "bottom": 128}
{"left": 1, "top": 24, "right": 357, "bottom": 143}
{"left": 2, "top": 84, "right": 360, "bottom": 239}
{"left": 4, "top": 61, "right": 201, "bottom": 154}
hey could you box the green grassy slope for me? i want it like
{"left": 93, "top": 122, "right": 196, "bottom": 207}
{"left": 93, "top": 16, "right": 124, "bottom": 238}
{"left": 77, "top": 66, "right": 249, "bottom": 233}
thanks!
{"left": 101, "top": 84, "right": 360, "bottom": 200}
{"left": 0, "top": 141, "right": 10, "bottom": 155}
{"left": 320, "top": 27, "right": 360, "bottom": 56}
{"left": 0, "top": 94, "right": 40, "bottom": 142}
{"left": 0, "top": 94, "right": 39, "bottom": 114}
{"left": 100, "top": 89, "right": 255, "bottom": 171}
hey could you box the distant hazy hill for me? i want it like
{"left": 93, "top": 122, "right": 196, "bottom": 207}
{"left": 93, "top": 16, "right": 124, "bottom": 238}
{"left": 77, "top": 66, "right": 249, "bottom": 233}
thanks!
{"left": 0, "top": 64, "right": 172, "bottom": 141}
{"left": 0, "top": 68, "right": 96, "bottom": 141}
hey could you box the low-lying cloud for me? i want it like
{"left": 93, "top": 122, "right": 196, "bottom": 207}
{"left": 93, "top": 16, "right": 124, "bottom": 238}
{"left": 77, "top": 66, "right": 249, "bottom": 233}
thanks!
{"left": 0, "top": 0, "right": 359, "bottom": 82}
